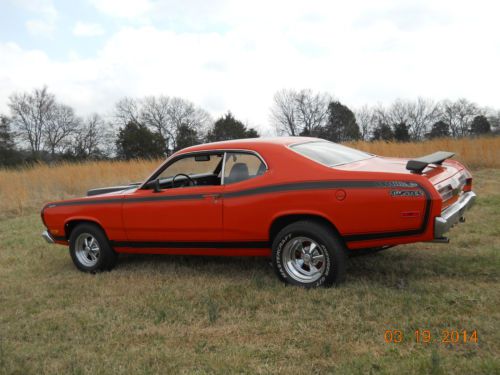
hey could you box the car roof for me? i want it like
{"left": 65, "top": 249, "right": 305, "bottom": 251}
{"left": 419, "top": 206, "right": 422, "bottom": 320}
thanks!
{"left": 177, "top": 136, "right": 320, "bottom": 154}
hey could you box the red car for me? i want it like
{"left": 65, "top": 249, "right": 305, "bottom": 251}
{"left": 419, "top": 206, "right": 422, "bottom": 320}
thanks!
{"left": 41, "top": 137, "right": 476, "bottom": 287}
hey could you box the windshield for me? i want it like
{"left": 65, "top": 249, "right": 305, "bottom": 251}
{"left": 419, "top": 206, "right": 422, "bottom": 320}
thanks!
{"left": 291, "top": 141, "right": 372, "bottom": 167}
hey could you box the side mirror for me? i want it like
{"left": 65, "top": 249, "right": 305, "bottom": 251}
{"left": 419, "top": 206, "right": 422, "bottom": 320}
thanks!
{"left": 153, "top": 178, "right": 162, "bottom": 193}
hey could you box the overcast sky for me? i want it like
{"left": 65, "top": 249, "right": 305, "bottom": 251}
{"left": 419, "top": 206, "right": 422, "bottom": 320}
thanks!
{"left": 1, "top": 0, "right": 499, "bottom": 133}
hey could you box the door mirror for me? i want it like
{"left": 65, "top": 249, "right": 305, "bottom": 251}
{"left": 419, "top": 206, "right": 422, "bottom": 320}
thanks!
{"left": 153, "top": 178, "right": 162, "bottom": 193}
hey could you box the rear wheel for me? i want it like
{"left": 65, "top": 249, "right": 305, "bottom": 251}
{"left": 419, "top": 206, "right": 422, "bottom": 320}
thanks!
{"left": 272, "top": 221, "right": 347, "bottom": 287}
{"left": 69, "top": 223, "right": 117, "bottom": 272}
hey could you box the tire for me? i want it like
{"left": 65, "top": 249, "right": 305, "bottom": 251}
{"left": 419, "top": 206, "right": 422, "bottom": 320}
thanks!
{"left": 271, "top": 220, "right": 347, "bottom": 287}
{"left": 68, "top": 223, "right": 117, "bottom": 272}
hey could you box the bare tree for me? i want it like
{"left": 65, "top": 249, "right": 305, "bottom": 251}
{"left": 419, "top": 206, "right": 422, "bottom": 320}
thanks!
{"left": 270, "top": 89, "right": 331, "bottom": 136}
{"left": 140, "top": 96, "right": 172, "bottom": 152}
{"left": 270, "top": 89, "right": 299, "bottom": 136}
{"left": 355, "top": 105, "right": 376, "bottom": 140}
{"left": 73, "top": 114, "right": 109, "bottom": 158}
{"left": 114, "top": 97, "right": 141, "bottom": 127}
{"left": 295, "top": 89, "right": 331, "bottom": 136}
{"left": 167, "top": 97, "right": 212, "bottom": 151}
{"left": 45, "top": 104, "right": 80, "bottom": 156}
{"left": 441, "top": 98, "right": 480, "bottom": 137}
{"left": 406, "top": 98, "right": 441, "bottom": 140}
{"left": 8, "top": 86, "right": 55, "bottom": 156}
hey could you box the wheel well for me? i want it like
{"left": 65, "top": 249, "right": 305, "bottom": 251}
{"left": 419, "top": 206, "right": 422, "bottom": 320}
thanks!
{"left": 269, "top": 214, "right": 341, "bottom": 243}
{"left": 65, "top": 220, "right": 105, "bottom": 239}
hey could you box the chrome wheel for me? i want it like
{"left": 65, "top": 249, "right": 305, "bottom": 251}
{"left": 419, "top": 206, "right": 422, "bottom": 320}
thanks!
{"left": 282, "top": 236, "right": 327, "bottom": 283}
{"left": 74, "top": 233, "right": 100, "bottom": 267}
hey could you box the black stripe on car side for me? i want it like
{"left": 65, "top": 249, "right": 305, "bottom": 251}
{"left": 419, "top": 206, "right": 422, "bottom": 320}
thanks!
{"left": 47, "top": 179, "right": 432, "bottom": 243}
{"left": 46, "top": 180, "right": 421, "bottom": 207}
{"left": 110, "top": 240, "right": 270, "bottom": 249}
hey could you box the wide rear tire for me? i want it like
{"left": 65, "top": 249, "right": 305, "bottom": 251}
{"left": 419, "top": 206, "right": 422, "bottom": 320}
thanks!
{"left": 271, "top": 221, "right": 347, "bottom": 287}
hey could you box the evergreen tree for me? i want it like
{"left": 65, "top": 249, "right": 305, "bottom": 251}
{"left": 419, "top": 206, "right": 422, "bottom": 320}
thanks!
{"left": 175, "top": 124, "right": 200, "bottom": 151}
{"left": 371, "top": 123, "right": 394, "bottom": 141}
{"left": 393, "top": 122, "right": 410, "bottom": 142}
{"left": 0, "top": 115, "right": 21, "bottom": 166}
{"left": 470, "top": 115, "right": 491, "bottom": 135}
{"left": 206, "top": 112, "right": 259, "bottom": 142}
{"left": 320, "top": 101, "right": 361, "bottom": 142}
{"left": 116, "top": 121, "right": 165, "bottom": 160}
{"left": 428, "top": 121, "right": 450, "bottom": 138}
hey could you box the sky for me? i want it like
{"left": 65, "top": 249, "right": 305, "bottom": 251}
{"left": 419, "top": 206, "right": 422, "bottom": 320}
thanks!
{"left": 0, "top": 0, "right": 499, "bottom": 134}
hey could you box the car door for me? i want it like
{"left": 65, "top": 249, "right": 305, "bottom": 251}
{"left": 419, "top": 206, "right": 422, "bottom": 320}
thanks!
{"left": 122, "top": 153, "right": 224, "bottom": 243}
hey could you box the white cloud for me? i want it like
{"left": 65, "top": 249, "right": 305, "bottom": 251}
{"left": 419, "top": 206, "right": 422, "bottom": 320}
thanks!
{"left": 12, "top": 0, "right": 58, "bottom": 36}
{"left": 1, "top": 0, "right": 500, "bottom": 130}
{"left": 89, "top": 0, "right": 152, "bottom": 19}
{"left": 73, "top": 21, "right": 105, "bottom": 37}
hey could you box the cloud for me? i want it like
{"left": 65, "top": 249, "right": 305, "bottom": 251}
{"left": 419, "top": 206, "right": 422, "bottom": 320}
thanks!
{"left": 73, "top": 21, "right": 105, "bottom": 37}
{"left": 89, "top": 0, "right": 152, "bottom": 20}
{"left": 1, "top": 0, "right": 500, "bottom": 130}
{"left": 11, "top": 0, "right": 58, "bottom": 36}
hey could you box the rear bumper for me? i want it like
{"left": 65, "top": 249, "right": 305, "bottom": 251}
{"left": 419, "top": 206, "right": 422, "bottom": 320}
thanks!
{"left": 434, "top": 191, "right": 476, "bottom": 238}
{"left": 42, "top": 230, "right": 55, "bottom": 244}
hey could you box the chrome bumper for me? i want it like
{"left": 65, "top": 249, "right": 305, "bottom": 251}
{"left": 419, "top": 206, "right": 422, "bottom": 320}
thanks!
{"left": 42, "top": 230, "right": 55, "bottom": 244}
{"left": 434, "top": 191, "right": 476, "bottom": 239}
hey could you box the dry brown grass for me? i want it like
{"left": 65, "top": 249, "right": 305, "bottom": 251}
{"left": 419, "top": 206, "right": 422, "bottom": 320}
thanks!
{"left": 0, "top": 137, "right": 498, "bottom": 218}
{"left": 347, "top": 136, "right": 500, "bottom": 169}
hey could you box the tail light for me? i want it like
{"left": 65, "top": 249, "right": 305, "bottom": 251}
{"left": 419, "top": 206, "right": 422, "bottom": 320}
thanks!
{"left": 439, "top": 185, "right": 453, "bottom": 201}
{"left": 462, "top": 170, "right": 473, "bottom": 192}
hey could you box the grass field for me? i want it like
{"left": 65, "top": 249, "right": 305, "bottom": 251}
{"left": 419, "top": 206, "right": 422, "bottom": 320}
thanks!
{"left": 0, "top": 139, "right": 499, "bottom": 374}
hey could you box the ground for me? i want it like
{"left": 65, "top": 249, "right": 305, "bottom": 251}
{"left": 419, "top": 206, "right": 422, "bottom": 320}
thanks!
{"left": 0, "top": 169, "right": 499, "bottom": 374}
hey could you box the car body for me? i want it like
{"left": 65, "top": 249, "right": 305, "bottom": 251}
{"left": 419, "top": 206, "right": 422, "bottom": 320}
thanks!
{"left": 41, "top": 137, "right": 476, "bottom": 287}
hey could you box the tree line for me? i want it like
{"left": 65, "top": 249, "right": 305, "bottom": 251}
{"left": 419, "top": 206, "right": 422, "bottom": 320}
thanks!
{"left": 0, "top": 86, "right": 498, "bottom": 167}
{"left": 270, "top": 89, "right": 499, "bottom": 142}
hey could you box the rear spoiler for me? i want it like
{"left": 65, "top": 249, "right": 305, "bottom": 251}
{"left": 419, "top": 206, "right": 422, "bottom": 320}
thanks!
{"left": 406, "top": 151, "right": 455, "bottom": 174}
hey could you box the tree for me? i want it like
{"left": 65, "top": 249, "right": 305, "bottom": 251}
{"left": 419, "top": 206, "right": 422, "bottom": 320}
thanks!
{"left": 470, "top": 115, "right": 491, "bottom": 135}
{"left": 355, "top": 105, "right": 375, "bottom": 141}
{"left": 441, "top": 98, "right": 480, "bottom": 137}
{"left": 45, "top": 104, "right": 79, "bottom": 156}
{"left": 0, "top": 115, "right": 21, "bottom": 166}
{"left": 393, "top": 122, "right": 410, "bottom": 142}
{"left": 8, "top": 86, "right": 55, "bottom": 157}
{"left": 116, "top": 121, "right": 165, "bottom": 160}
{"left": 175, "top": 124, "right": 200, "bottom": 151}
{"left": 320, "top": 101, "right": 361, "bottom": 142}
{"left": 270, "top": 89, "right": 330, "bottom": 136}
{"left": 206, "top": 112, "right": 259, "bottom": 142}
{"left": 372, "top": 123, "right": 394, "bottom": 141}
{"left": 72, "top": 114, "right": 109, "bottom": 159}
{"left": 114, "top": 96, "right": 212, "bottom": 154}
{"left": 270, "top": 89, "right": 298, "bottom": 136}
{"left": 428, "top": 121, "right": 450, "bottom": 138}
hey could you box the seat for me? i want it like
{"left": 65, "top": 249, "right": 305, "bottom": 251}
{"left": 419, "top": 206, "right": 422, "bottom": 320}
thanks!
{"left": 227, "top": 163, "right": 249, "bottom": 184}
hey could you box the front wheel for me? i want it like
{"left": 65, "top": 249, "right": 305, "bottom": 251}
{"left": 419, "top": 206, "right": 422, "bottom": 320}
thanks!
{"left": 272, "top": 221, "right": 347, "bottom": 287}
{"left": 69, "top": 223, "right": 117, "bottom": 272}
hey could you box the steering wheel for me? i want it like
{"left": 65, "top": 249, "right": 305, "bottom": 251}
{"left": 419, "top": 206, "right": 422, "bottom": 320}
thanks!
{"left": 172, "top": 173, "right": 195, "bottom": 188}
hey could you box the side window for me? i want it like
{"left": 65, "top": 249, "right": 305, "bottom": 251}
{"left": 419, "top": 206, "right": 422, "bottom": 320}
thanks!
{"left": 156, "top": 153, "right": 223, "bottom": 188}
{"left": 223, "top": 152, "right": 266, "bottom": 184}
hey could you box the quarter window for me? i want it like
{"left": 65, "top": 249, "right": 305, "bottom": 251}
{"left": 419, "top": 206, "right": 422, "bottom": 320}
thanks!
{"left": 223, "top": 152, "right": 266, "bottom": 184}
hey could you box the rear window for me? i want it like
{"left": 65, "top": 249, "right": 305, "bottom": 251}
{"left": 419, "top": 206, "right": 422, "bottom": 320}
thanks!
{"left": 291, "top": 141, "right": 372, "bottom": 166}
